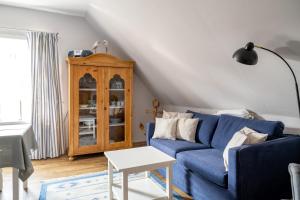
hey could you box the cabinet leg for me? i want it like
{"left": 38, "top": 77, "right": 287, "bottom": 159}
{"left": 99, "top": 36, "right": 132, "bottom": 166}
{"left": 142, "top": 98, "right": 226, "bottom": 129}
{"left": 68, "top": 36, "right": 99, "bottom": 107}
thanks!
{"left": 68, "top": 156, "right": 75, "bottom": 161}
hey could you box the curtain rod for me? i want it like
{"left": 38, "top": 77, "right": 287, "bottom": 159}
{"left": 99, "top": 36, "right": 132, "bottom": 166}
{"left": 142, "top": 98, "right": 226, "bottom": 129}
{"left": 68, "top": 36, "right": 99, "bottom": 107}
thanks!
{"left": 0, "top": 26, "right": 59, "bottom": 35}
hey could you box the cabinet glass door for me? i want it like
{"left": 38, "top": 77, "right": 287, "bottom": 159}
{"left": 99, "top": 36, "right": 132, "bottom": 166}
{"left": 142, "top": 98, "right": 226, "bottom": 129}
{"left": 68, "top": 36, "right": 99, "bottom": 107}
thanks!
{"left": 78, "top": 73, "right": 97, "bottom": 147}
{"left": 109, "top": 74, "right": 125, "bottom": 143}
{"left": 74, "top": 67, "right": 103, "bottom": 154}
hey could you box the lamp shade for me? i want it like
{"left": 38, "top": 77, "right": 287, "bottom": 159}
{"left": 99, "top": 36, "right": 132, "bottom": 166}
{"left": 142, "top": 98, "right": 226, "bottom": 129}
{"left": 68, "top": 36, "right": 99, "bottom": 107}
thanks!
{"left": 233, "top": 42, "right": 258, "bottom": 65}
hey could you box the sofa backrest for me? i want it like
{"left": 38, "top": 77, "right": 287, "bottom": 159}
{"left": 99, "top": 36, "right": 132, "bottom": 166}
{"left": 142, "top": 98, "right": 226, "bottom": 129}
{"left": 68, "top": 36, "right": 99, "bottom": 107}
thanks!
{"left": 211, "top": 114, "right": 285, "bottom": 150}
{"left": 187, "top": 110, "right": 219, "bottom": 146}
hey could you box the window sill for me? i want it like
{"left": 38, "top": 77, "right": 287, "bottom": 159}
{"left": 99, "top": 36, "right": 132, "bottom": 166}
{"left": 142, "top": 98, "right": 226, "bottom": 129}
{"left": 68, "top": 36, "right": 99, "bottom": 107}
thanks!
{"left": 0, "top": 121, "right": 29, "bottom": 126}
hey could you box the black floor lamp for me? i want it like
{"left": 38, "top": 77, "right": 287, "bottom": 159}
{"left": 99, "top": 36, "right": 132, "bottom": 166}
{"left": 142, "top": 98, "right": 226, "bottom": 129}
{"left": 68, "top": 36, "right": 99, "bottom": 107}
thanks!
{"left": 232, "top": 42, "right": 300, "bottom": 117}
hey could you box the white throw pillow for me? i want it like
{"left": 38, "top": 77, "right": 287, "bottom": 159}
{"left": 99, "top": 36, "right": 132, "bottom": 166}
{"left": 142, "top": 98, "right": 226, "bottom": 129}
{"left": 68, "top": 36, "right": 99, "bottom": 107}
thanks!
{"left": 162, "top": 110, "right": 193, "bottom": 119}
{"left": 223, "top": 131, "right": 248, "bottom": 171}
{"left": 176, "top": 118, "right": 199, "bottom": 142}
{"left": 152, "top": 118, "right": 178, "bottom": 140}
{"left": 216, "top": 109, "right": 255, "bottom": 119}
{"left": 223, "top": 127, "right": 268, "bottom": 171}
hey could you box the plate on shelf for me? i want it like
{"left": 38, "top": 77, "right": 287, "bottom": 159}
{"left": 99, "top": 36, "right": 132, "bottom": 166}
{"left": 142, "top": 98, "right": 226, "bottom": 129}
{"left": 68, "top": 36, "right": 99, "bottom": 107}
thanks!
{"left": 80, "top": 104, "right": 89, "bottom": 108}
{"left": 110, "top": 118, "right": 122, "bottom": 123}
{"left": 84, "top": 121, "right": 94, "bottom": 126}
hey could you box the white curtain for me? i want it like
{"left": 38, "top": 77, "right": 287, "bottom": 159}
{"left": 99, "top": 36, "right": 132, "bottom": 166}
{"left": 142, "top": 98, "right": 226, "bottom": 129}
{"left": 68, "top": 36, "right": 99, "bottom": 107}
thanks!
{"left": 27, "top": 32, "right": 66, "bottom": 159}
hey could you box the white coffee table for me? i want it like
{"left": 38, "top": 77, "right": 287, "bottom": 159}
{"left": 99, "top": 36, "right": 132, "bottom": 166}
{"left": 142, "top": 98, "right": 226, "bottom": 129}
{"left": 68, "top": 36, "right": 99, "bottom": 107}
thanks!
{"left": 104, "top": 146, "right": 176, "bottom": 200}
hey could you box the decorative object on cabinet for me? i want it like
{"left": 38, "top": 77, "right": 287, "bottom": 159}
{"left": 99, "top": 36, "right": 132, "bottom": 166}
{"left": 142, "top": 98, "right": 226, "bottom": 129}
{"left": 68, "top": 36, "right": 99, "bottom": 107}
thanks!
{"left": 68, "top": 50, "right": 93, "bottom": 57}
{"left": 92, "top": 40, "right": 109, "bottom": 54}
{"left": 67, "top": 53, "right": 134, "bottom": 160}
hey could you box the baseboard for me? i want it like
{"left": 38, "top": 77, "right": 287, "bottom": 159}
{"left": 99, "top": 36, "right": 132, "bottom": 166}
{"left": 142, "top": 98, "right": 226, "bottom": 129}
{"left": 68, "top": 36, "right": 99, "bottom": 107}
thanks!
{"left": 133, "top": 141, "right": 147, "bottom": 147}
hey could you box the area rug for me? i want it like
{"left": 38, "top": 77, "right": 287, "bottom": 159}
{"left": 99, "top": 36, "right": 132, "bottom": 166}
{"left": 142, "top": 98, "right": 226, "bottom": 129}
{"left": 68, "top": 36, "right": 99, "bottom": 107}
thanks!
{"left": 39, "top": 171, "right": 183, "bottom": 200}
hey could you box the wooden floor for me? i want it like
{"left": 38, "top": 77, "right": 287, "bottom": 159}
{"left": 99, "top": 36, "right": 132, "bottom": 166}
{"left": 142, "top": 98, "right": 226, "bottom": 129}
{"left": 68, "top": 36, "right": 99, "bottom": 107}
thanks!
{"left": 0, "top": 152, "right": 192, "bottom": 200}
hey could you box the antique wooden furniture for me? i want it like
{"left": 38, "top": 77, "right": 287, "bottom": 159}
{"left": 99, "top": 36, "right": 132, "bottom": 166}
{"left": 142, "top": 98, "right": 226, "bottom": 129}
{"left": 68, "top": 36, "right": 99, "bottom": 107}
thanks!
{"left": 67, "top": 54, "right": 134, "bottom": 160}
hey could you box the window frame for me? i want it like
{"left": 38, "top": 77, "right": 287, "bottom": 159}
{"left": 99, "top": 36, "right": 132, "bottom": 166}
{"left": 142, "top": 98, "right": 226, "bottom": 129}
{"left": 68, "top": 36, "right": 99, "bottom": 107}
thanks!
{"left": 0, "top": 31, "right": 31, "bottom": 125}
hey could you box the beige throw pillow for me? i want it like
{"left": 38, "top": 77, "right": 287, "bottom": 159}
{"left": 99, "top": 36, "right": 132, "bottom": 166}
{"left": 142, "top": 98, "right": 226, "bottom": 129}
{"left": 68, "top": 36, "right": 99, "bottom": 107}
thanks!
{"left": 152, "top": 118, "right": 178, "bottom": 140}
{"left": 162, "top": 110, "right": 178, "bottom": 118}
{"left": 223, "top": 127, "right": 268, "bottom": 171}
{"left": 162, "top": 110, "right": 193, "bottom": 119}
{"left": 176, "top": 118, "right": 199, "bottom": 142}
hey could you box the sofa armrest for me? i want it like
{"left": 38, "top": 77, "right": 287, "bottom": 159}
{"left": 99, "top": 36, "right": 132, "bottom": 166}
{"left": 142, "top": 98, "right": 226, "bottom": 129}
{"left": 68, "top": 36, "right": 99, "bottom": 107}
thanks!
{"left": 146, "top": 122, "right": 155, "bottom": 145}
{"left": 228, "top": 136, "right": 300, "bottom": 200}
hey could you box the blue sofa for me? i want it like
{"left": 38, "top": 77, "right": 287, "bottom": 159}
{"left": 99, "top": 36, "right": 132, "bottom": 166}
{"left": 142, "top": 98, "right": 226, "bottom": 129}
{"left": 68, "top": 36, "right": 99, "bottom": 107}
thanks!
{"left": 146, "top": 112, "right": 300, "bottom": 200}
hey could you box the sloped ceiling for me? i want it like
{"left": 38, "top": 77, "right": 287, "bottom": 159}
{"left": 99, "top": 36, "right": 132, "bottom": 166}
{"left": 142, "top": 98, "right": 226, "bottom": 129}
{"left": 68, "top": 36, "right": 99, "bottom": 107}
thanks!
{"left": 1, "top": 0, "right": 299, "bottom": 117}
{"left": 86, "top": 0, "right": 300, "bottom": 117}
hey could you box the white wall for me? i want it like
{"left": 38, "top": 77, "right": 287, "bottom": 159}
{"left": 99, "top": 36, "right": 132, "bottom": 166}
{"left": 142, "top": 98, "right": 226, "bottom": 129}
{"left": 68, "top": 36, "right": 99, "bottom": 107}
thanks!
{"left": 86, "top": 0, "right": 300, "bottom": 125}
{"left": 0, "top": 5, "right": 154, "bottom": 142}
{"left": 133, "top": 75, "right": 154, "bottom": 141}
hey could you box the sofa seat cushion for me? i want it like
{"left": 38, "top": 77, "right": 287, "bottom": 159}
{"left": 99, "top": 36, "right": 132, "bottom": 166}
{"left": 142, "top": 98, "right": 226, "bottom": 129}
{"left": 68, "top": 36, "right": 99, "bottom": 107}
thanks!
{"left": 177, "top": 149, "right": 228, "bottom": 187}
{"left": 150, "top": 138, "right": 209, "bottom": 158}
{"left": 187, "top": 110, "right": 219, "bottom": 146}
{"left": 211, "top": 114, "right": 284, "bottom": 151}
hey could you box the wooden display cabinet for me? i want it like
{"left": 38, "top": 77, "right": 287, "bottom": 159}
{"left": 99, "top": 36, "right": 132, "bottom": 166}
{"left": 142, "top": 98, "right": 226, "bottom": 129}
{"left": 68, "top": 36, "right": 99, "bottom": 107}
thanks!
{"left": 67, "top": 54, "right": 133, "bottom": 160}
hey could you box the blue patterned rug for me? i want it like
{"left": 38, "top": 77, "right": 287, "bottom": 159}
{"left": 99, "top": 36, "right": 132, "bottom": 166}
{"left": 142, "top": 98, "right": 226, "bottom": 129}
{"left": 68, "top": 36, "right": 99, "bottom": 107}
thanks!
{"left": 39, "top": 171, "right": 183, "bottom": 200}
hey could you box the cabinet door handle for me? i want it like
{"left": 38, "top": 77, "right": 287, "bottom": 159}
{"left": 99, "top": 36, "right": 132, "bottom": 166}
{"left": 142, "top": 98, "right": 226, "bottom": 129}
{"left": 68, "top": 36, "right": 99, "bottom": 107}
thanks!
{"left": 104, "top": 106, "right": 107, "bottom": 110}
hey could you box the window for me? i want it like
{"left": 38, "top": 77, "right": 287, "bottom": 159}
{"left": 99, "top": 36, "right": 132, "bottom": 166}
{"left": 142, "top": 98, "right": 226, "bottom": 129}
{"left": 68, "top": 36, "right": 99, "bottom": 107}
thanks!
{"left": 0, "top": 36, "right": 31, "bottom": 123}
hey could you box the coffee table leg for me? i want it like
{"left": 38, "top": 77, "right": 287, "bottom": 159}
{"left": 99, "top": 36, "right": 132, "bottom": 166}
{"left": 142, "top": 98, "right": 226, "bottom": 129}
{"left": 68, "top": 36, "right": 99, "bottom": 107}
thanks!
{"left": 166, "top": 165, "right": 173, "bottom": 200}
{"left": 108, "top": 161, "right": 113, "bottom": 200}
{"left": 145, "top": 171, "right": 150, "bottom": 178}
{"left": 122, "top": 172, "right": 128, "bottom": 200}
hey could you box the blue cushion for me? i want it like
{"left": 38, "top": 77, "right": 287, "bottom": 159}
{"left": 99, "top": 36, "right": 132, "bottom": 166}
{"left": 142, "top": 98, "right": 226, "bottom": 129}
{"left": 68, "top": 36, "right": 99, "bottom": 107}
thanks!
{"left": 150, "top": 138, "right": 209, "bottom": 158}
{"left": 177, "top": 149, "right": 228, "bottom": 187}
{"left": 211, "top": 115, "right": 285, "bottom": 150}
{"left": 187, "top": 110, "right": 219, "bottom": 146}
